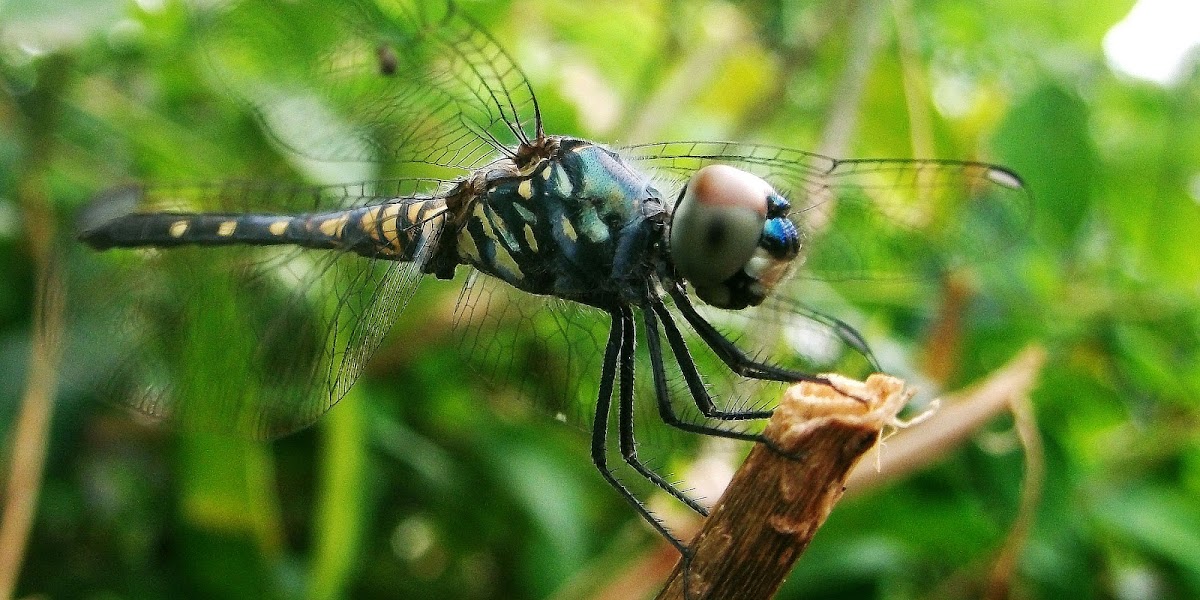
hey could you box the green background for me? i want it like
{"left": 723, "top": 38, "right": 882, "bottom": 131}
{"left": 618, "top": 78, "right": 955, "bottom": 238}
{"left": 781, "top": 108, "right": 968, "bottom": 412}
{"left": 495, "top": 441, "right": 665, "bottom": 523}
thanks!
{"left": 1, "top": 0, "right": 1198, "bottom": 598}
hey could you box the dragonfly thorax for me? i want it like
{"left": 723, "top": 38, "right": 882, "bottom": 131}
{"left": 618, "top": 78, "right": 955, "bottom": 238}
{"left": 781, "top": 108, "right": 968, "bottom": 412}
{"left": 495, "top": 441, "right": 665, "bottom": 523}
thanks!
{"left": 454, "top": 137, "right": 666, "bottom": 305}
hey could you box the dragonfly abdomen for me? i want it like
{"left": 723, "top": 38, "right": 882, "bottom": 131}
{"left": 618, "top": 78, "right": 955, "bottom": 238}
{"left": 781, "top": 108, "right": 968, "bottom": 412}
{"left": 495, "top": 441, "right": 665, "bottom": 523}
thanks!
{"left": 80, "top": 198, "right": 446, "bottom": 261}
{"left": 80, "top": 212, "right": 307, "bottom": 250}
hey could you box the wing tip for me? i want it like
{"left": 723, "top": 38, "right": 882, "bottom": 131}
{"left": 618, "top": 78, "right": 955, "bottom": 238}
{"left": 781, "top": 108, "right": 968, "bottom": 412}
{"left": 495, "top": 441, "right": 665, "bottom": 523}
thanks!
{"left": 985, "top": 166, "right": 1026, "bottom": 191}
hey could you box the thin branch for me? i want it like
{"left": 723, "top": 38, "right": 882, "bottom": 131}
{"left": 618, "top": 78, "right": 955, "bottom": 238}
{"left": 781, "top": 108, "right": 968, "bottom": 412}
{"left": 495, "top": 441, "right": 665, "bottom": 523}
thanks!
{"left": 656, "top": 374, "right": 911, "bottom": 600}
{"left": 590, "top": 348, "right": 1045, "bottom": 599}
{"left": 0, "top": 268, "right": 63, "bottom": 600}
{"left": 986, "top": 390, "right": 1045, "bottom": 599}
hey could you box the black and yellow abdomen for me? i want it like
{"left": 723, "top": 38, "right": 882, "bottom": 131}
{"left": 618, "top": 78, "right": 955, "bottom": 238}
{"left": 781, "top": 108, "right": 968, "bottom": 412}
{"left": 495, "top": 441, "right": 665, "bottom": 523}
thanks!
{"left": 80, "top": 190, "right": 447, "bottom": 262}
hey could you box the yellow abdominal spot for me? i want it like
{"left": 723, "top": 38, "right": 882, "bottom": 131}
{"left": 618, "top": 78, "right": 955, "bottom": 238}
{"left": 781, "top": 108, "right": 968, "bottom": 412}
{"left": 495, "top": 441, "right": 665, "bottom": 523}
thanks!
{"left": 359, "top": 207, "right": 380, "bottom": 234}
{"left": 268, "top": 220, "right": 289, "bottom": 236}
{"left": 217, "top": 221, "right": 237, "bottom": 236}
{"left": 380, "top": 204, "right": 403, "bottom": 245}
{"left": 319, "top": 215, "right": 348, "bottom": 238}
{"left": 406, "top": 202, "right": 423, "bottom": 225}
{"left": 169, "top": 220, "right": 188, "bottom": 238}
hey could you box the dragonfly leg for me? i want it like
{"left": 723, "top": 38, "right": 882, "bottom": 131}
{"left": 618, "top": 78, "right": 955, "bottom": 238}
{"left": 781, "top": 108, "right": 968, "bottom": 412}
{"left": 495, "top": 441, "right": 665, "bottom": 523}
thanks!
{"left": 669, "top": 284, "right": 831, "bottom": 385}
{"left": 651, "top": 299, "right": 776, "bottom": 421}
{"left": 593, "top": 307, "right": 690, "bottom": 555}
{"left": 664, "top": 286, "right": 873, "bottom": 448}
{"left": 614, "top": 305, "right": 710, "bottom": 517}
{"left": 644, "top": 302, "right": 767, "bottom": 433}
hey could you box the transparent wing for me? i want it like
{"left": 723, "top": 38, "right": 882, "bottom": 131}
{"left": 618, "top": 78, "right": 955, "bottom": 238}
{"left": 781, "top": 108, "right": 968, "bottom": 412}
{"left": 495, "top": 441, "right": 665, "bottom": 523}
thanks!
{"left": 198, "top": 0, "right": 541, "bottom": 170}
{"left": 453, "top": 272, "right": 608, "bottom": 431}
{"left": 73, "top": 179, "right": 448, "bottom": 438}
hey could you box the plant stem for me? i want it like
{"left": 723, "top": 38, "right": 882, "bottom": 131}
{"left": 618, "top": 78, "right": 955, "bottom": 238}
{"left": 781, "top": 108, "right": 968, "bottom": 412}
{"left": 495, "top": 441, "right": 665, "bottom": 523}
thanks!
{"left": 657, "top": 374, "right": 911, "bottom": 600}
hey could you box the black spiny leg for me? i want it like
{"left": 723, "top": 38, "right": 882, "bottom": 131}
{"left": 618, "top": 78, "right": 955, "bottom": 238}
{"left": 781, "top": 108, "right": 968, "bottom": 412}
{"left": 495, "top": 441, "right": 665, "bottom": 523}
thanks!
{"left": 644, "top": 302, "right": 764, "bottom": 441}
{"left": 614, "top": 305, "right": 710, "bottom": 517}
{"left": 669, "top": 284, "right": 832, "bottom": 385}
{"left": 592, "top": 308, "right": 688, "bottom": 554}
{"left": 651, "top": 299, "right": 775, "bottom": 422}
{"left": 645, "top": 303, "right": 750, "bottom": 600}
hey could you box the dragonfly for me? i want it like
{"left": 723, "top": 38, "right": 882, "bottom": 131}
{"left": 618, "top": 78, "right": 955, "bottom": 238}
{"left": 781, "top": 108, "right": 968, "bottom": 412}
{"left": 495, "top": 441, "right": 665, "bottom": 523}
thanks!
{"left": 77, "top": 0, "right": 1030, "bottom": 556}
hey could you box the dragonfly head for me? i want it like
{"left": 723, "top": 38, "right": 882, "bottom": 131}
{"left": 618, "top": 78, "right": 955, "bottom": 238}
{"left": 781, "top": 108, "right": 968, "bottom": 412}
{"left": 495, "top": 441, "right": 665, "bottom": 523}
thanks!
{"left": 669, "top": 165, "right": 800, "bottom": 309}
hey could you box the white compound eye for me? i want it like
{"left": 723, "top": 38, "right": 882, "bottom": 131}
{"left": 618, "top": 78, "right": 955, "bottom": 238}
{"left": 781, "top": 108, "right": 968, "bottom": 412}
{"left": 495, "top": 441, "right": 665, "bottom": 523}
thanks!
{"left": 669, "top": 165, "right": 774, "bottom": 298}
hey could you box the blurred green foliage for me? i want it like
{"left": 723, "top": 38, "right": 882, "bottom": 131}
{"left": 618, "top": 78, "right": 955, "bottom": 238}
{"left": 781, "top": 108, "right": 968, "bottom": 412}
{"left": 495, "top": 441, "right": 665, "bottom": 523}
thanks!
{"left": 2, "top": 0, "right": 1198, "bottom": 598}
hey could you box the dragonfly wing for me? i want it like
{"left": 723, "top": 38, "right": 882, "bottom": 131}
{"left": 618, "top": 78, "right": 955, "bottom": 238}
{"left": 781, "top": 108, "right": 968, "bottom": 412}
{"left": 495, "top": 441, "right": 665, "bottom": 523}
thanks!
{"left": 199, "top": 0, "right": 540, "bottom": 170}
{"left": 74, "top": 180, "right": 447, "bottom": 438}
{"left": 453, "top": 271, "right": 608, "bottom": 432}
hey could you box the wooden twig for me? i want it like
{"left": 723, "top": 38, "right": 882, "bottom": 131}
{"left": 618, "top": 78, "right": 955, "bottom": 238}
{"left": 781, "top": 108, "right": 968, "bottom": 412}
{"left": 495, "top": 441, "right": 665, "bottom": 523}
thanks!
{"left": 656, "top": 374, "right": 911, "bottom": 600}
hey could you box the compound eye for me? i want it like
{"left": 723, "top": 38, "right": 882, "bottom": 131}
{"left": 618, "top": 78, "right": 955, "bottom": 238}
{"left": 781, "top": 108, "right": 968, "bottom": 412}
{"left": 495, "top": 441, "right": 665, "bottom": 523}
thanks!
{"left": 670, "top": 165, "right": 773, "bottom": 287}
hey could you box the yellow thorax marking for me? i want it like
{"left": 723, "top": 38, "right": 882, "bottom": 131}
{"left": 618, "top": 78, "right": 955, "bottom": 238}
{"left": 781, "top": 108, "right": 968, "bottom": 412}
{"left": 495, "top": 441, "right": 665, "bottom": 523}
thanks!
{"left": 473, "top": 204, "right": 494, "bottom": 239}
{"left": 519, "top": 158, "right": 545, "bottom": 176}
{"left": 517, "top": 179, "right": 533, "bottom": 200}
{"left": 470, "top": 203, "right": 523, "bottom": 281}
{"left": 523, "top": 223, "right": 538, "bottom": 252}
{"left": 560, "top": 215, "right": 577, "bottom": 242}
{"left": 493, "top": 246, "right": 524, "bottom": 280}
{"left": 458, "top": 227, "right": 482, "bottom": 264}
